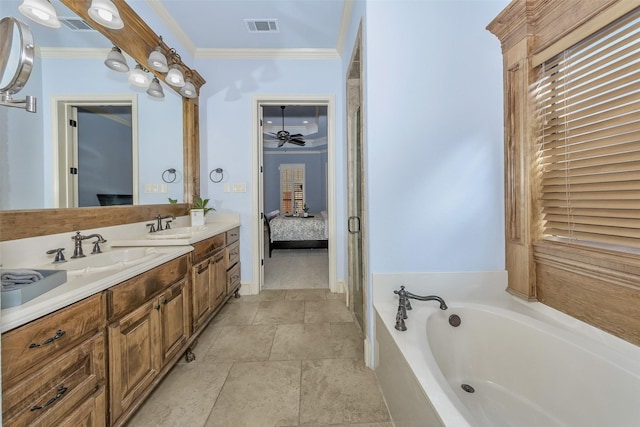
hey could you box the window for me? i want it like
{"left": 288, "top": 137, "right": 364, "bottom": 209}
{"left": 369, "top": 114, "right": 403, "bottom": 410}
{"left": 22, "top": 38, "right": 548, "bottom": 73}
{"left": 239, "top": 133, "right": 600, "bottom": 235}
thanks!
{"left": 280, "top": 164, "right": 305, "bottom": 214}
{"left": 535, "top": 9, "right": 640, "bottom": 250}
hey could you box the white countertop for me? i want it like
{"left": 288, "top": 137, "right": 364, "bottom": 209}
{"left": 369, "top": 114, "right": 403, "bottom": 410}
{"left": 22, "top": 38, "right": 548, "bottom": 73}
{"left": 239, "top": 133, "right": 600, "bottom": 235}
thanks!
{"left": 1, "top": 216, "right": 241, "bottom": 333}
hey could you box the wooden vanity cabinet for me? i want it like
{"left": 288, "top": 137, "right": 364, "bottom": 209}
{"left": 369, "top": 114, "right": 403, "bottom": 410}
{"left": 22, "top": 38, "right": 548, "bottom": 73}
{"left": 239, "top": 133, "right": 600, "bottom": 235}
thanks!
{"left": 190, "top": 233, "right": 227, "bottom": 333}
{"left": 1, "top": 293, "right": 107, "bottom": 427}
{"left": 226, "top": 227, "right": 241, "bottom": 295}
{"left": 105, "top": 255, "right": 190, "bottom": 426}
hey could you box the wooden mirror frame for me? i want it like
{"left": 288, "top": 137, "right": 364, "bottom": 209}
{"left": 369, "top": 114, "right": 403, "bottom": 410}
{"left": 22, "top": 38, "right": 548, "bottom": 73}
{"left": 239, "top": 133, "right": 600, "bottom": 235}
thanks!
{"left": 0, "top": 0, "right": 205, "bottom": 242}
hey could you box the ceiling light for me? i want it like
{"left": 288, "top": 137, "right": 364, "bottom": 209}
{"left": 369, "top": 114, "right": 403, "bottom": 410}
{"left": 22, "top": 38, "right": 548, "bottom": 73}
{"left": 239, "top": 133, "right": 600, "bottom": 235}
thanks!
{"left": 88, "top": 0, "right": 123, "bottom": 30}
{"left": 180, "top": 78, "right": 197, "bottom": 98}
{"left": 18, "top": 0, "right": 60, "bottom": 28}
{"left": 146, "top": 77, "right": 164, "bottom": 98}
{"left": 147, "top": 46, "right": 169, "bottom": 73}
{"left": 104, "top": 46, "right": 129, "bottom": 72}
{"left": 128, "top": 63, "right": 150, "bottom": 87}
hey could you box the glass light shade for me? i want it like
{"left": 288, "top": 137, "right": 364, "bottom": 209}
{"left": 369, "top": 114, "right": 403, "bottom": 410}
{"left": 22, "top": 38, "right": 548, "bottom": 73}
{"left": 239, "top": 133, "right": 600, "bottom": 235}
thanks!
{"left": 104, "top": 46, "right": 129, "bottom": 72}
{"left": 88, "top": 0, "right": 124, "bottom": 30}
{"left": 166, "top": 65, "right": 185, "bottom": 87}
{"left": 18, "top": 0, "right": 60, "bottom": 28}
{"left": 128, "top": 64, "right": 150, "bottom": 87}
{"left": 147, "top": 47, "right": 169, "bottom": 73}
{"left": 146, "top": 77, "right": 165, "bottom": 98}
{"left": 179, "top": 79, "right": 197, "bottom": 98}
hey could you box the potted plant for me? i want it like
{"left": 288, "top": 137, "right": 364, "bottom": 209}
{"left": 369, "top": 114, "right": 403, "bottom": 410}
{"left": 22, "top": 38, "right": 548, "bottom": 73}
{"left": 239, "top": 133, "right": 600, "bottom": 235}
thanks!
{"left": 303, "top": 203, "right": 310, "bottom": 217}
{"left": 190, "top": 196, "right": 214, "bottom": 226}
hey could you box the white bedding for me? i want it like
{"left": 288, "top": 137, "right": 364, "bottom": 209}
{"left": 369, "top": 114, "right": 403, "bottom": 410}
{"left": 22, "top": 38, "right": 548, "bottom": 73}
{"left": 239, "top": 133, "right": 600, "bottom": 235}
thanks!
{"left": 269, "top": 212, "right": 327, "bottom": 242}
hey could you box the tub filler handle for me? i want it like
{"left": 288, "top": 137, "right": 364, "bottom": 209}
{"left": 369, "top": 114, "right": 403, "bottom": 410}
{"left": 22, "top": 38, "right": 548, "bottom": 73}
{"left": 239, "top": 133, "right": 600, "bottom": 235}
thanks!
{"left": 393, "top": 285, "right": 447, "bottom": 331}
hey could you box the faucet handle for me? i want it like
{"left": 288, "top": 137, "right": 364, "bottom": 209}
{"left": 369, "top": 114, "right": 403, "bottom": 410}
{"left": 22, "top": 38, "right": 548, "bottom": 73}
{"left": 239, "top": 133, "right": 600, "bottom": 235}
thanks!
{"left": 146, "top": 223, "right": 156, "bottom": 233}
{"left": 46, "top": 248, "right": 66, "bottom": 264}
{"left": 165, "top": 220, "right": 172, "bottom": 229}
{"left": 91, "top": 238, "right": 106, "bottom": 254}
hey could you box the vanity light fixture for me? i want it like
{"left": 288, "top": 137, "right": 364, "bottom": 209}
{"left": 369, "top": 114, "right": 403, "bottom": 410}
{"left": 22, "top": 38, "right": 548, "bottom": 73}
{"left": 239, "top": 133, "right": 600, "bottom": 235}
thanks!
{"left": 146, "top": 77, "right": 165, "bottom": 98}
{"left": 18, "top": 0, "right": 60, "bottom": 28}
{"left": 128, "top": 63, "right": 150, "bottom": 87}
{"left": 104, "top": 46, "right": 129, "bottom": 72}
{"left": 165, "top": 50, "right": 185, "bottom": 87}
{"left": 179, "top": 78, "right": 197, "bottom": 98}
{"left": 147, "top": 44, "right": 169, "bottom": 73}
{"left": 88, "top": 0, "right": 124, "bottom": 30}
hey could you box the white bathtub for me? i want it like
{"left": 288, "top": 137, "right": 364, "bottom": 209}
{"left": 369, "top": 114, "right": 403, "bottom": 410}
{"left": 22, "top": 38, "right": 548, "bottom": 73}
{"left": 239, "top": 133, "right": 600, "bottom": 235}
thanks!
{"left": 373, "top": 272, "right": 640, "bottom": 427}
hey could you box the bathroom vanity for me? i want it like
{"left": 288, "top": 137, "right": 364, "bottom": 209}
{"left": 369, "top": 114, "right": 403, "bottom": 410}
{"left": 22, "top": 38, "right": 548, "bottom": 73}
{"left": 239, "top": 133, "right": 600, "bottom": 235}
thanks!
{"left": 1, "top": 219, "right": 241, "bottom": 426}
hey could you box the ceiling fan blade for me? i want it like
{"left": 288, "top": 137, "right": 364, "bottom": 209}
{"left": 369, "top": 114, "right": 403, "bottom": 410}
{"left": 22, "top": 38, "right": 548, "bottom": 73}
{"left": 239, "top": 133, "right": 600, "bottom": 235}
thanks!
{"left": 289, "top": 139, "right": 306, "bottom": 146}
{"left": 290, "top": 133, "right": 304, "bottom": 138}
{"left": 278, "top": 139, "right": 286, "bottom": 147}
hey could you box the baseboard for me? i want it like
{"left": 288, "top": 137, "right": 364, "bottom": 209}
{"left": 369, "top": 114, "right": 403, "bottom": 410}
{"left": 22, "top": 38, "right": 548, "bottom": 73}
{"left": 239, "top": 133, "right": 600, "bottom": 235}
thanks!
{"left": 238, "top": 281, "right": 258, "bottom": 295}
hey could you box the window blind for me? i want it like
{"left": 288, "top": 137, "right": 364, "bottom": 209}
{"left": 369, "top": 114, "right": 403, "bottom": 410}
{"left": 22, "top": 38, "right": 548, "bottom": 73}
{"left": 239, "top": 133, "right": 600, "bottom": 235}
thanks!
{"left": 535, "top": 8, "right": 640, "bottom": 248}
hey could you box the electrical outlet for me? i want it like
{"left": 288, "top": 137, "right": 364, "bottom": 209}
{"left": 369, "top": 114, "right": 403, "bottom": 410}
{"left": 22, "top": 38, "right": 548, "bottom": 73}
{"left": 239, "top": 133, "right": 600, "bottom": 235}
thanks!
{"left": 160, "top": 183, "right": 167, "bottom": 193}
{"left": 224, "top": 184, "right": 230, "bottom": 193}
{"left": 232, "top": 183, "right": 246, "bottom": 193}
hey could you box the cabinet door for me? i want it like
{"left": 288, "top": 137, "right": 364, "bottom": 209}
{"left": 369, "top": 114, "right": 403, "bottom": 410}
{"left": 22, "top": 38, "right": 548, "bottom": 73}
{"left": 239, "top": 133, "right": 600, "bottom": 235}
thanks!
{"left": 191, "top": 258, "right": 212, "bottom": 331}
{"left": 211, "top": 249, "right": 226, "bottom": 309}
{"left": 159, "top": 278, "right": 190, "bottom": 365}
{"left": 108, "top": 299, "right": 161, "bottom": 423}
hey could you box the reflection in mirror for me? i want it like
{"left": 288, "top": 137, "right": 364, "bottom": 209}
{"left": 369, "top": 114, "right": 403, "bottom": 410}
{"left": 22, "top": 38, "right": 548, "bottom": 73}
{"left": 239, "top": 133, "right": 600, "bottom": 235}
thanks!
{"left": 0, "top": 0, "right": 184, "bottom": 211}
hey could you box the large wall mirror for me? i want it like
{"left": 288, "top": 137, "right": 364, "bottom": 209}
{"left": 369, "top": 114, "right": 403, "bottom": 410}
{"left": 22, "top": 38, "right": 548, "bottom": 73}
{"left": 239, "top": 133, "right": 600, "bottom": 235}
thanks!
{"left": 0, "top": 0, "right": 204, "bottom": 241}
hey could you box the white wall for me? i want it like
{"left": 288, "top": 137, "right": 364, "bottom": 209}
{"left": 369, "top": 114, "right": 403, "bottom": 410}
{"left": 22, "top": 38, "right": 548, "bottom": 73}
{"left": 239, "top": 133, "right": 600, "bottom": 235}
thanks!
{"left": 195, "top": 58, "right": 344, "bottom": 285}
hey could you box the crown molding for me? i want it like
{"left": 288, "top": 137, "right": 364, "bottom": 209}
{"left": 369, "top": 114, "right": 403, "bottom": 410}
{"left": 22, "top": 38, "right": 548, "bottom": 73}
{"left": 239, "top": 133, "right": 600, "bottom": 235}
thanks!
{"left": 195, "top": 48, "right": 340, "bottom": 60}
{"left": 336, "top": 0, "right": 355, "bottom": 55}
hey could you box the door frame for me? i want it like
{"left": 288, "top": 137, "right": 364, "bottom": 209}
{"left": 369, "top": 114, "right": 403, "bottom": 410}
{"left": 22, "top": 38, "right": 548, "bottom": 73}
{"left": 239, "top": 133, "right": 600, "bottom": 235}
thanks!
{"left": 51, "top": 94, "right": 138, "bottom": 208}
{"left": 251, "top": 94, "right": 337, "bottom": 295}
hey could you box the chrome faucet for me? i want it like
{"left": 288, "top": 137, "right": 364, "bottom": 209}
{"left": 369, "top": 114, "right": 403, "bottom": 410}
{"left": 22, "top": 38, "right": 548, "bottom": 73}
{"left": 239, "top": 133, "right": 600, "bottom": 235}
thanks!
{"left": 155, "top": 215, "right": 176, "bottom": 232}
{"left": 71, "top": 232, "right": 107, "bottom": 258}
{"left": 394, "top": 285, "right": 447, "bottom": 331}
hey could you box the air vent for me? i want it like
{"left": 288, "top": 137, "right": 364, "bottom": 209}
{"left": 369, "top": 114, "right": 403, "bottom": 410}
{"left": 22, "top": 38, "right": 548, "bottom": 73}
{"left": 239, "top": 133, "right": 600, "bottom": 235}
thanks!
{"left": 59, "top": 17, "right": 95, "bottom": 31}
{"left": 244, "top": 19, "right": 279, "bottom": 33}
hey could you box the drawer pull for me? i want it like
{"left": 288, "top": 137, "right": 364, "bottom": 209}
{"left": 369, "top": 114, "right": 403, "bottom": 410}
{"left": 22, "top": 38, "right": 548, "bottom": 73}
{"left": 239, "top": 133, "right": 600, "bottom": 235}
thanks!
{"left": 29, "top": 330, "right": 66, "bottom": 348}
{"left": 30, "top": 385, "right": 68, "bottom": 411}
{"left": 197, "top": 265, "right": 208, "bottom": 274}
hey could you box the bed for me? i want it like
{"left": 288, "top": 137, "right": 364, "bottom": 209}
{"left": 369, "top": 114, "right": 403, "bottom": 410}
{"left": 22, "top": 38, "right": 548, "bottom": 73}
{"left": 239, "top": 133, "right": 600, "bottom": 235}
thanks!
{"left": 265, "top": 211, "right": 328, "bottom": 257}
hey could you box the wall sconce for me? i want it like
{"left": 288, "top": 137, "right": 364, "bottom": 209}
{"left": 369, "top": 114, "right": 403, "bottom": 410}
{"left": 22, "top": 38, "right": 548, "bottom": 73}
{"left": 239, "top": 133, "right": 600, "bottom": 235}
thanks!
{"left": 147, "top": 38, "right": 169, "bottom": 73}
{"left": 146, "top": 77, "right": 164, "bottom": 98}
{"left": 128, "top": 63, "right": 150, "bottom": 87}
{"left": 18, "top": 0, "right": 60, "bottom": 28}
{"left": 88, "top": 0, "right": 123, "bottom": 30}
{"left": 165, "top": 50, "right": 185, "bottom": 88}
{"left": 104, "top": 46, "right": 129, "bottom": 72}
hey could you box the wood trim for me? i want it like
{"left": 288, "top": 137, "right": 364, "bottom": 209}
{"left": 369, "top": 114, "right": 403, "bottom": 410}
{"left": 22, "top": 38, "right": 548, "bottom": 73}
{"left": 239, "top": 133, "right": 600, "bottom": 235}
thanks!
{"left": 534, "top": 241, "right": 640, "bottom": 346}
{"left": 0, "top": 0, "right": 204, "bottom": 242}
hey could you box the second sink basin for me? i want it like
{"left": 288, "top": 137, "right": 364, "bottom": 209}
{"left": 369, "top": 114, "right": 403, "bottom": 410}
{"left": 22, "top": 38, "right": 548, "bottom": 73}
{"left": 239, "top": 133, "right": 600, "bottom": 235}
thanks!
{"left": 51, "top": 247, "right": 161, "bottom": 276}
{"left": 146, "top": 226, "right": 208, "bottom": 240}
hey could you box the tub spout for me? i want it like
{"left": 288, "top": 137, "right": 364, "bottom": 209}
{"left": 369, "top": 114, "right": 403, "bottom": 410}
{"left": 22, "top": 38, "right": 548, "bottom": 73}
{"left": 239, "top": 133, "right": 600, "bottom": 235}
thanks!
{"left": 393, "top": 285, "right": 447, "bottom": 331}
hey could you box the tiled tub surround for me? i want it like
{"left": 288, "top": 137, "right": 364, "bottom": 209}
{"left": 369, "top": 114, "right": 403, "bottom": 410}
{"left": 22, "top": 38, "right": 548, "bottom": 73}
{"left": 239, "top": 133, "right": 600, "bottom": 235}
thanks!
{"left": 373, "top": 272, "right": 640, "bottom": 427}
{"left": 0, "top": 214, "right": 239, "bottom": 332}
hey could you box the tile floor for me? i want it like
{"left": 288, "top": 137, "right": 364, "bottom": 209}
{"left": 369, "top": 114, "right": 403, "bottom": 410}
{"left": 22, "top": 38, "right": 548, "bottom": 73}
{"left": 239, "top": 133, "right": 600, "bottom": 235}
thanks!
{"left": 263, "top": 248, "right": 329, "bottom": 289}
{"left": 127, "top": 289, "right": 393, "bottom": 427}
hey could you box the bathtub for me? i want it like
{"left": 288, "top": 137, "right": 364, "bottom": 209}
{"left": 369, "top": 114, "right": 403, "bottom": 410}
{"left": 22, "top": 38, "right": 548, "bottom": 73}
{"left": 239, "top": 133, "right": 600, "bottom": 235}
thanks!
{"left": 373, "top": 272, "right": 640, "bottom": 427}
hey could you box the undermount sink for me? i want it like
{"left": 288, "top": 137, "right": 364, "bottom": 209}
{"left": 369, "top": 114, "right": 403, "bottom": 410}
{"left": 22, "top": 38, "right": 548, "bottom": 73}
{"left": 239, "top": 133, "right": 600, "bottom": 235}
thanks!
{"left": 146, "top": 226, "right": 209, "bottom": 240}
{"left": 50, "top": 247, "right": 161, "bottom": 276}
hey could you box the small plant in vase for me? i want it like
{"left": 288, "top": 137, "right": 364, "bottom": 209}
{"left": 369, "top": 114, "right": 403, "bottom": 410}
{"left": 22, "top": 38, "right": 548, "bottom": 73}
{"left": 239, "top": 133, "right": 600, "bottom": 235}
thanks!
{"left": 303, "top": 203, "right": 310, "bottom": 217}
{"left": 190, "top": 196, "right": 214, "bottom": 226}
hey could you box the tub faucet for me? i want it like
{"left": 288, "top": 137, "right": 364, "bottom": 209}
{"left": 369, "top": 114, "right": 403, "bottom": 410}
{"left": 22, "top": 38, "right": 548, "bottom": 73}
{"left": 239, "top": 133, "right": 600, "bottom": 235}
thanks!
{"left": 393, "top": 285, "right": 447, "bottom": 331}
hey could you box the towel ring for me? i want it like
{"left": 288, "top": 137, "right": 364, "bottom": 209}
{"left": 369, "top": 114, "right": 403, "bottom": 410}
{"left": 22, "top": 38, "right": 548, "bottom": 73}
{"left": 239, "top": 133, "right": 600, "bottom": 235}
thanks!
{"left": 162, "top": 168, "right": 177, "bottom": 183}
{"left": 209, "top": 168, "right": 224, "bottom": 183}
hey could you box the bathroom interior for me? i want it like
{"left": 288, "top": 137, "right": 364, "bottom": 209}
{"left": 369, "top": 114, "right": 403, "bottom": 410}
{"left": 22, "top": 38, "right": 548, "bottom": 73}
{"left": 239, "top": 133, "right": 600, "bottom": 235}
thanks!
{"left": 1, "top": 0, "right": 639, "bottom": 426}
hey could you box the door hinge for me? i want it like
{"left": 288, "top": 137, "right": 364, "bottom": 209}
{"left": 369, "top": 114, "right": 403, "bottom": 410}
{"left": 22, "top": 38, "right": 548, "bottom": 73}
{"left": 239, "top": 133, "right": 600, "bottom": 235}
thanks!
{"left": 70, "top": 167, "right": 78, "bottom": 175}
{"left": 69, "top": 119, "right": 77, "bottom": 127}
{"left": 261, "top": 259, "right": 264, "bottom": 266}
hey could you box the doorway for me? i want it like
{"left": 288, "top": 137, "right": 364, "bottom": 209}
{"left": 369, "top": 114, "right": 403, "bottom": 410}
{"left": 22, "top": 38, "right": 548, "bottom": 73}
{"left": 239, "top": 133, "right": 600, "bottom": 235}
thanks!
{"left": 252, "top": 96, "right": 337, "bottom": 295}
{"left": 53, "top": 95, "right": 138, "bottom": 208}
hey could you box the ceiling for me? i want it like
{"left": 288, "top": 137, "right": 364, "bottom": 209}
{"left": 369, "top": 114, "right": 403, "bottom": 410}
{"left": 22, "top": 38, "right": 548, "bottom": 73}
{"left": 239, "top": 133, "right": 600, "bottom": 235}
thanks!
{"left": 2, "top": 0, "right": 337, "bottom": 148}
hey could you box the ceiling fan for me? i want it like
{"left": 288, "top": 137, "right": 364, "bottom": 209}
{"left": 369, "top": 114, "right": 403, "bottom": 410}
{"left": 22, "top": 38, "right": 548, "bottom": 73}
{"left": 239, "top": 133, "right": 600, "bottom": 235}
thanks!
{"left": 268, "top": 106, "right": 306, "bottom": 147}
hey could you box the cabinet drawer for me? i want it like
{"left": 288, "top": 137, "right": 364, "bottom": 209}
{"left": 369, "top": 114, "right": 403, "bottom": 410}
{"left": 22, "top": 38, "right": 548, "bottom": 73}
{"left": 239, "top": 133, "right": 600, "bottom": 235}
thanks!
{"left": 226, "top": 240, "right": 240, "bottom": 268}
{"left": 106, "top": 255, "right": 189, "bottom": 321}
{"left": 2, "top": 293, "right": 105, "bottom": 387}
{"left": 192, "top": 234, "right": 226, "bottom": 264}
{"left": 227, "top": 262, "right": 240, "bottom": 294}
{"left": 226, "top": 227, "right": 239, "bottom": 245}
{"left": 2, "top": 332, "right": 106, "bottom": 427}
